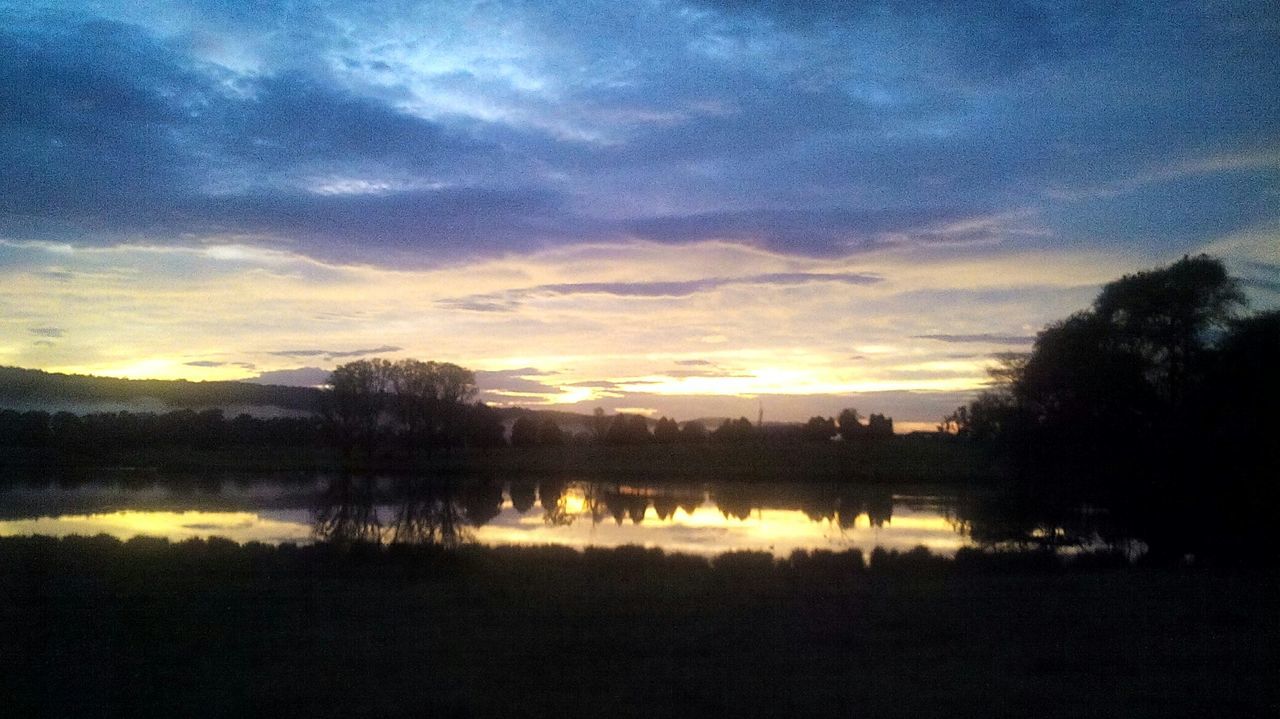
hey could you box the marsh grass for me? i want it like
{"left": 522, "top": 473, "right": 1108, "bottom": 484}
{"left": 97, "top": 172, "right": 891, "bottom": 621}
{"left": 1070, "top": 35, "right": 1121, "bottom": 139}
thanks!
{"left": 2, "top": 535, "right": 1275, "bottom": 718}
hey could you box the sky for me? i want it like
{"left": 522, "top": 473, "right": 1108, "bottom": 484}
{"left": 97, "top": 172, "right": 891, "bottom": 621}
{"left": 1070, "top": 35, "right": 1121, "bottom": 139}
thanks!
{"left": 2, "top": 0, "right": 1278, "bottom": 428}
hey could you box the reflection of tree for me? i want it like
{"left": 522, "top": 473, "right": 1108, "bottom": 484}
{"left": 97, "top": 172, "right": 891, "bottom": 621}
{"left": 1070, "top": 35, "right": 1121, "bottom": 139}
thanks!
{"left": 652, "top": 496, "right": 679, "bottom": 521}
{"left": 509, "top": 480, "right": 537, "bottom": 514}
{"left": 313, "top": 474, "right": 382, "bottom": 543}
{"left": 604, "top": 492, "right": 628, "bottom": 525}
{"left": 538, "top": 478, "right": 577, "bottom": 526}
{"left": 718, "top": 497, "right": 753, "bottom": 521}
{"left": 626, "top": 496, "right": 648, "bottom": 524}
{"left": 387, "top": 478, "right": 470, "bottom": 548}
{"left": 583, "top": 483, "right": 608, "bottom": 526}
{"left": 835, "top": 496, "right": 860, "bottom": 530}
{"left": 948, "top": 493, "right": 1094, "bottom": 550}
{"left": 462, "top": 480, "right": 504, "bottom": 527}
{"left": 865, "top": 492, "right": 893, "bottom": 528}
{"left": 800, "top": 496, "right": 835, "bottom": 524}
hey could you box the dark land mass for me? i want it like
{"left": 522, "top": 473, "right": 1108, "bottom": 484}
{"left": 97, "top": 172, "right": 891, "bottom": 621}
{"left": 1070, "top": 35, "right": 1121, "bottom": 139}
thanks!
{"left": 2, "top": 536, "right": 1276, "bottom": 719}
{"left": 0, "top": 366, "right": 324, "bottom": 413}
{"left": 0, "top": 438, "right": 1001, "bottom": 484}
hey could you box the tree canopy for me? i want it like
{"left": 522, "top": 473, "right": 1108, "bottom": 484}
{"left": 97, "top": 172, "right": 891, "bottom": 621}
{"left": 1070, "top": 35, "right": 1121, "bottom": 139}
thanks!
{"left": 949, "top": 254, "right": 1277, "bottom": 491}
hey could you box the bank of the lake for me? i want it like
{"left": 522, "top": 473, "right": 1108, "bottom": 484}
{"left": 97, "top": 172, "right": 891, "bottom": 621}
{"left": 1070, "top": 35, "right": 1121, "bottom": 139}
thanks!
{"left": 2, "top": 536, "right": 1275, "bottom": 719}
{"left": 0, "top": 437, "right": 1005, "bottom": 484}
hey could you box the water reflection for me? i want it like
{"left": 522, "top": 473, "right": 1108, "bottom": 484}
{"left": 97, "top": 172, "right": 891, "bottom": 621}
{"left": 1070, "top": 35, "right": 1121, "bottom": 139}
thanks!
{"left": 386, "top": 477, "right": 469, "bottom": 548}
{"left": 0, "top": 474, "right": 1145, "bottom": 557}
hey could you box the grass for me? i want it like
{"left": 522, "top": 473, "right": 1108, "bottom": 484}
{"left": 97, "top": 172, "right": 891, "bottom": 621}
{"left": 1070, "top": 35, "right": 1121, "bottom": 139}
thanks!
{"left": 2, "top": 535, "right": 1275, "bottom": 718}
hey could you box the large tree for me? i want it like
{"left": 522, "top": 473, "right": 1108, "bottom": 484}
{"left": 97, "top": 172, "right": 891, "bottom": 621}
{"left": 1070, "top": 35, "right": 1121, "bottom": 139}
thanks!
{"left": 963, "top": 255, "right": 1271, "bottom": 479}
{"left": 323, "top": 358, "right": 396, "bottom": 455}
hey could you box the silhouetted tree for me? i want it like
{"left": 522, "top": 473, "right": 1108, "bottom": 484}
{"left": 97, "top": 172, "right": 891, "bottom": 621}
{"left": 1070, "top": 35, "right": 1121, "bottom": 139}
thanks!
{"left": 954, "top": 255, "right": 1274, "bottom": 495}
{"left": 802, "top": 416, "right": 836, "bottom": 442}
{"left": 510, "top": 415, "right": 539, "bottom": 448}
{"left": 866, "top": 413, "right": 893, "bottom": 438}
{"left": 711, "top": 417, "right": 753, "bottom": 443}
{"left": 591, "top": 407, "right": 609, "bottom": 443}
{"left": 389, "top": 359, "right": 477, "bottom": 450}
{"left": 653, "top": 416, "right": 680, "bottom": 443}
{"left": 679, "top": 420, "right": 708, "bottom": 443}
{"left": 464, "top": 402, "right": 507, "bottom": 449}
{"left": 605, "top": 414, "right": 651, "bottom": 444}
{"left": 837, "top": 408, "right": 863, "bottom": 442}
{"left": 1092, "top": 254, "right": 1243, "bottom": 407}
{"left": 536, "top": 418, "right": 566, "bottom": 446}
{"left": 323, "top": 358, "right": 395, "bottom": 455}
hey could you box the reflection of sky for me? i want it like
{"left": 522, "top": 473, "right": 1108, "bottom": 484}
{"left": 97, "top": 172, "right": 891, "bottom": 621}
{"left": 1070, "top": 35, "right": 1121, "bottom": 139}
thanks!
{"left": 0, "top": 497, "right": 968, "bottom": 556}
{"left": 476, "top": 501, "right": 966, "bottom": 557}
{"left": 0, "top": 510, "right": 313, "bottom": 545}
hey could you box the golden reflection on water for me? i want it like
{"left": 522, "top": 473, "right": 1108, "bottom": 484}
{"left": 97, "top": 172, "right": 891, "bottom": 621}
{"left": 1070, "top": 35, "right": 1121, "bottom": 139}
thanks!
{"left": 478, "top": 501, "right": 965, "bottom": 556}
{"left": 0, "top": 485, "right": 970, "bottom": 556}
{"left": 0, "top": 510, "right": 313, "bottom": 544}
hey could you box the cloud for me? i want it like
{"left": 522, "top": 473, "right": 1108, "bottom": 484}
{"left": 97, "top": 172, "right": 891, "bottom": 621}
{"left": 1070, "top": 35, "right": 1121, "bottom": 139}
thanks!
{"left": 914, "top": 334, "right": 1036, "bottom": 345}
{"left": 183, "top": 360, "right": 257, "bottom": 369}
{"left": 439, "top": 271, "right": 882, "bottom": 310}
{"left": 29, "top": 327, "right": 64, "bottom": 338}
{"left": 475, "top": 368, "right": 562, "bottom": 395}
{"left": 625, "top": 208, "right": 972, "bottom": 255}
{"left": 2, "top": 1, "right": 1274, "bottom": 267}
{"left": 245, "top": 367, "right": 331, "bottom": 386}
{"left": 267, "top": 345, "right": 402, "bottom": 359}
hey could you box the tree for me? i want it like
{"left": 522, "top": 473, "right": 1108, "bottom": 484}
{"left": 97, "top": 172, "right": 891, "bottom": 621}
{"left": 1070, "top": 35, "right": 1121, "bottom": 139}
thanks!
{"left": 323, "top": 358, "right": 396, "bottom": 455}
{"left": 591, "top": 407, "right": 609, "bottom": 443}
{"left": 952, "top": 255, "right": 1271, "bottom": 481}
{"left": 679, "top": 420, "right": 708, "bottom": 443}
{"left": 1092, "top": 254, "right": 1243, "bottom": 406}
{"left": 802, "top": 416, "right": 836, "bottom": 442}
{"left": 606, "top": 414, "right": 651, "bottom": 444}
{"left": 836, "top": 408, "right": 863, "bottom": 442}
{"left": 389, "top": 359, "right": 477, "bottom": 449}
{"left": 464, "top": 402, "right": 507, "bottom": 449}
{"left": 536, "top": 418, "right": 566, "bottom": 446}
{"left": 866, "top": 413, "right": 893, "bottom": 438}
{"left": 653, "top": 417, "right": 681, "bottom": 443}
{"left": 711, "top": 417, "right": 753, "bottom": 443}
{"left": 510, "top": 415, "right": 539, "bottom": 448}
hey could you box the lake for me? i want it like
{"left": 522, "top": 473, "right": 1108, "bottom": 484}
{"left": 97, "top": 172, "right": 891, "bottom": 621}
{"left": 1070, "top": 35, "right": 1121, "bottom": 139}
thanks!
{"left": 0, "top": 471, "right": 1137, "bottom": 556}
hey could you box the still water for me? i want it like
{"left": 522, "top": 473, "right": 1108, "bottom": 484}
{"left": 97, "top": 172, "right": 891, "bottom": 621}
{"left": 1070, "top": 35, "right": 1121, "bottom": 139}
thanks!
{"left": 0, "top": 473, "right": 1124, "bottom": 556}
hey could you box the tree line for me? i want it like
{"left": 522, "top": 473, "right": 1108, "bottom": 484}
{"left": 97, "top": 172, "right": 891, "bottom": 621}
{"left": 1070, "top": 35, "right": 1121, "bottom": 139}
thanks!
{"left": 1, "top": 358, "right": 898, "bottom": 454}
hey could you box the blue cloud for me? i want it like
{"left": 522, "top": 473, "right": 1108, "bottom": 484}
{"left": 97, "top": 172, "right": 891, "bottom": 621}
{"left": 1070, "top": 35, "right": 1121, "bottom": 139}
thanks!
{"left": 438, "top": 272, "right": 883, "bottom": 311}
{"left": 0, "top": 0, "right": 1276, "bottom": 265}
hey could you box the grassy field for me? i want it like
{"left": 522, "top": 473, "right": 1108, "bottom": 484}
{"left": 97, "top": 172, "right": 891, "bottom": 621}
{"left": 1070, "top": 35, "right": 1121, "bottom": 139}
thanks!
{"left": 0, "top": 437, "right": 1005, "bottom": 485}
{"left": 2, "top": 536, "right": 1275, "bottom": 718}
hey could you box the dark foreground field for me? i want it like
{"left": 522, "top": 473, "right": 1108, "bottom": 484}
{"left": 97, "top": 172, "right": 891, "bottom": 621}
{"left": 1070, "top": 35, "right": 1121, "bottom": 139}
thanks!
{"left": 2, "top": 537, "right": 1276, "bottom": 718}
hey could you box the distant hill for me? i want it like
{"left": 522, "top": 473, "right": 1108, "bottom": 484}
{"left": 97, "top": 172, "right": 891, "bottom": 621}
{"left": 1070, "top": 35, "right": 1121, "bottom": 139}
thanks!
{"left": 0, "top": 366, "right": 322, "bottom": 414}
